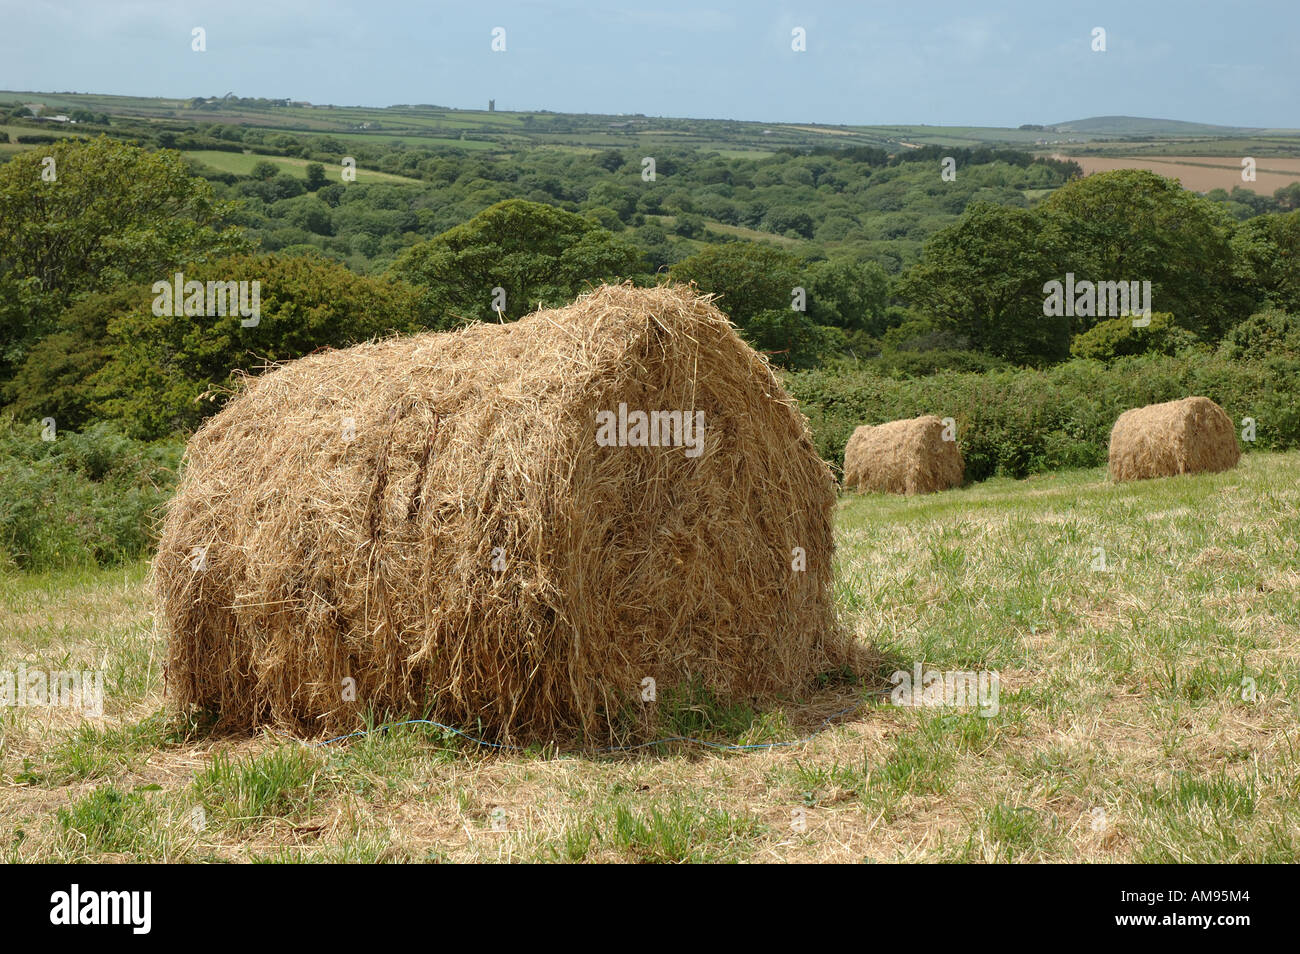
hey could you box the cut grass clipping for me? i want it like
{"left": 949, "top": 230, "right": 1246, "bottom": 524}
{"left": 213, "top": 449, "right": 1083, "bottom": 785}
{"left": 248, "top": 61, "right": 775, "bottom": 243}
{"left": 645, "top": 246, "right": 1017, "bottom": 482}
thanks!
{"left": 1108, "top": 396, "right": 1240, "bottom": 482}
{"left": 842, "top": 414, "right": 964, "bottom": 495}
{"left": 155, "top": 283, "right": 854, "bottom": 744}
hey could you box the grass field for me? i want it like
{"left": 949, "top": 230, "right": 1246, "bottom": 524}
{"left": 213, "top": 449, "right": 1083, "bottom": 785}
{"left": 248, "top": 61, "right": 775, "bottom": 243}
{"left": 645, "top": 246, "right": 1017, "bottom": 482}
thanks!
{"left": 1, "top": 452, "right": 1297, "bottom": 863}
{"left": 181, "top": 150, "right": 423, "bottom": 184}
{"left": 0, "top": 122, "right": 86, "bottom": 155}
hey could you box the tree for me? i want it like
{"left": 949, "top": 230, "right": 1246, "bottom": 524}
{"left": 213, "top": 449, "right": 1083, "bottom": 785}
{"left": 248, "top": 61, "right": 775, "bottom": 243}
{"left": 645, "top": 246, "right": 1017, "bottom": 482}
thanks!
{"left": 304, "top": 162, "right": 328, "bottom": 192}
{"left": 743, "top": 309, "right": 844, "bottom": 370}
{"left": 388, "top": 199, "right": 642, "bottom": 326}
{"left": 89, "top": 253, "right": 425, "bottom": 439}
{"left": 631, "top": 224, "right": 675, "bottom": 272}
{"left": 595, "top": 150, "right": 625, "bottom": 173}
{"left": 672, "top": 213, "right": 705, "bottom": 238}
{"left": 895, "top": 203, "right": 1071, "bottom": 363}
{"left": 764, "top": 206, "right": 815, "bottom": 239}
{"left": 583, "top": 206, "right": 625, "bottom": 232}
{"left": 668, "top": 242, "right": 804, "bottom": 326}
{"left": 0, "top": 137, "right": 247, "bottom": 385}
{"left": 283, "top": 197, "right": 335, "bottom": 236}
{"left": 805, "top": 259, "right": 890, "bottom": 335}
{"left": 265, "top": 173, "right": 306, "bottom": 201}
{"left": 250, "top": 160, "right": 280, "bottom": 181}
{"left": 1274, "top": 182, "right": 1300, "bottom": 212}
{"left": 1231, "top": 209, "right": 1300, "bottom": 315}
{"left": 2, "top": 287, "right": 144, "bottom": 431}
{"left": 1040, "top": 170, "right": 1247, "bottom": 340}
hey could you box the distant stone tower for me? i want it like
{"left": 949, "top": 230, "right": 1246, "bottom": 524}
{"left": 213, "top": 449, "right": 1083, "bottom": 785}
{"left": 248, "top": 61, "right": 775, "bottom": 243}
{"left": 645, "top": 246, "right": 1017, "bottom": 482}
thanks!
{"left": 488, "top": 99, "right": 495, "bottom": 112}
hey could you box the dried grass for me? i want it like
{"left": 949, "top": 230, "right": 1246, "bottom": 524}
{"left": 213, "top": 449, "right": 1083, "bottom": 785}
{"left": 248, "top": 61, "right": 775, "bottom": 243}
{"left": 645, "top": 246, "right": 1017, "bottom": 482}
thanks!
{"left": 1108, "top": 396, "right": 1240, "bottom": 482}
{"left": 842, "top": 415, "right": 963, "bottom": 495}
{"left": 154, "top": 283, "right": 852, "bottom": 744}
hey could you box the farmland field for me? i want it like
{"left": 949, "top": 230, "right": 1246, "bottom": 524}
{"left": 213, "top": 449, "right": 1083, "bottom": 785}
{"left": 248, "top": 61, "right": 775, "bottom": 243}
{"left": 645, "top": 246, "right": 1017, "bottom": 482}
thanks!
{"left": 181, "top": 149, "right": 423, "bottom": 184}
{"left": 17, "top": 89, "right": 1300, "bottom": 158}
{"left": 1059, "top": 153, "right": 1300, "bottom": 195}
{"left": 3, "top": 452, "right": 1295, "bottom": 863}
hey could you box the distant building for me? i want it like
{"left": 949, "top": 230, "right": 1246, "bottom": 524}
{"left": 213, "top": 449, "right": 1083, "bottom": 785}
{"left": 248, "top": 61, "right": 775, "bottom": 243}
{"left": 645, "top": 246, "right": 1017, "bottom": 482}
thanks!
{"left": 488, "top": 99, "right": 495, "bottom": 112}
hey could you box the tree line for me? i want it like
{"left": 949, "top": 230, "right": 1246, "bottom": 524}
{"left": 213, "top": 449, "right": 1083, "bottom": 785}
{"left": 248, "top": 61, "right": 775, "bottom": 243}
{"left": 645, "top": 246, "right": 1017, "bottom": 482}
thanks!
{"left": 1, "top": 136, "right": 1297, "bottom": 443}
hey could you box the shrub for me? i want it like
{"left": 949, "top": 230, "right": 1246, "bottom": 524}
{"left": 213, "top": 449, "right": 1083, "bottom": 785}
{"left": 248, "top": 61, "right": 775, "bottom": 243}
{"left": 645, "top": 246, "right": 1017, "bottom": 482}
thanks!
{"left": 1218, "top": 307, "right": 1300, "bottom": 360}
{"left": 0, "top": 419, "right": 182, "bottom": 571}
{"left": 1069, "top": 312, "right": 1201, "bottom": 360}
{"left": 873, "top": 349, "right": 1011, "bottom": 377}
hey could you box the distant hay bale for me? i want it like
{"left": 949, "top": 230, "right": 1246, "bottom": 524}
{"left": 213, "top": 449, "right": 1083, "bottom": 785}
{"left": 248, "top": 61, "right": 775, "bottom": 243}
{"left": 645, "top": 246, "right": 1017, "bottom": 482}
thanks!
{"left": 842, "top": 415, "right": 963, "bottom": 495}
{"left": 154, "top": 283, "right": 850, "bottom": 743}
{"left": 1108, "top": 396, "right": 1240, "bottom": 482}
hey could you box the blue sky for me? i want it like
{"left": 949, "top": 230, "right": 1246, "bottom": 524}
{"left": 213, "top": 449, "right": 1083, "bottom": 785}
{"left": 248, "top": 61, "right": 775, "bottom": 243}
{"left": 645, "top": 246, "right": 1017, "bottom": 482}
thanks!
{"left": 3, "top": 0, "right": 1296, "bottom": 127}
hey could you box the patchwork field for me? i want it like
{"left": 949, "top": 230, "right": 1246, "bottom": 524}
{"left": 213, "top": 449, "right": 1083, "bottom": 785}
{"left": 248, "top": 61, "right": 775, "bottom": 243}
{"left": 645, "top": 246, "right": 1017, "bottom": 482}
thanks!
{"left": 1061, "top": 153, "right": 1300, "bottom": 195}
{"left": 1, "top": 452, "right": 1296, "bottom": 863}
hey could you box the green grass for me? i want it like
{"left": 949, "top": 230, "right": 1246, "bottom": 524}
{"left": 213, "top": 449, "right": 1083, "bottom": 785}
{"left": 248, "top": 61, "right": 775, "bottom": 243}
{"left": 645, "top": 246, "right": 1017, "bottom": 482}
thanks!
{"left": 548, "top": 800, "right": 766, "bottom": 863}
{"left": 182, "top": 150, "right": 422, "bottom": 183}
{"left": 54, "top": 785, "right": 162, "bottom": 860}
{"left": 0, "top": 122, "right": 84, "bottom": 142}
{"left": 2, "top": 451, "right": 1298, "bottom": 862}
{"left": 32, "top": 711, "right": 176, "bottom": 784}
{"left": 194, "top": 747, "right": 324, "bottom": 832}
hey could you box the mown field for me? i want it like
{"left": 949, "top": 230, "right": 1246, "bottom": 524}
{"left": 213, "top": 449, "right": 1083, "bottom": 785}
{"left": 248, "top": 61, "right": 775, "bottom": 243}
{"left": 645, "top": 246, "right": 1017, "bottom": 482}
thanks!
{"left": 1, "top": 452, "right": 1296, "bottom": 863}
{"left": 181, "top": 149, "right": 423, "bottom": 184}
{"left": 1060, "top": 154, "right": 1300, "bottom": 196}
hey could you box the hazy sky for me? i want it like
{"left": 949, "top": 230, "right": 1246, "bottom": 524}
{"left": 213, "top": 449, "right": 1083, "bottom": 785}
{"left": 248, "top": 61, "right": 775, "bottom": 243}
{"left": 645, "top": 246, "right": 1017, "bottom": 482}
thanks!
{"left": 3, "top": 0, "right": 1296, "bottom": 127}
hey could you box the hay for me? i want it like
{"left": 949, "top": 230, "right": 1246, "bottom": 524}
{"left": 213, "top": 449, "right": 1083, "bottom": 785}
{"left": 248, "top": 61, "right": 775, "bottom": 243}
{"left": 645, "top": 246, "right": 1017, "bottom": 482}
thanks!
{"left": 1108, "top": 396, "right": 1240, "bottom": 482}
{"left": 154, "top": 283, "right": 850, "bottom": 743}
{"left": 842, "top": 415, "right": 963, "bottom": 495}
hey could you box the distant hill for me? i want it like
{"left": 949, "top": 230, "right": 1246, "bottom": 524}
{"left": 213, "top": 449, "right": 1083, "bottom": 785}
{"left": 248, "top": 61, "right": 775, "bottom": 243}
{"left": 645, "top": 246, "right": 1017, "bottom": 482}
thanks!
{"left": 1047, "top": 116, "right": 1262, "bottom": 137}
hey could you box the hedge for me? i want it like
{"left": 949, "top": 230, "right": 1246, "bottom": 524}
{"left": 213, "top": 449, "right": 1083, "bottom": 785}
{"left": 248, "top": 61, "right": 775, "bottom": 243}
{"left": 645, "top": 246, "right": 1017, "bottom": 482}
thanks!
{"left": 784, "top": 352, "right": 1300, "bottom": 480}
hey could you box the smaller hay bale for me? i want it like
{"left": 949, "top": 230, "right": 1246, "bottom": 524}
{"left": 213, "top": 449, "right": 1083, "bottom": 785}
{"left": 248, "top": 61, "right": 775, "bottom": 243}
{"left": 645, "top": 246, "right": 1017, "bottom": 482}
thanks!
{"left": 1108, "top": 396, "right": 1240, "bottom": 482}
{"left": 843, "top": 415, "right": 963, "bottom": 495}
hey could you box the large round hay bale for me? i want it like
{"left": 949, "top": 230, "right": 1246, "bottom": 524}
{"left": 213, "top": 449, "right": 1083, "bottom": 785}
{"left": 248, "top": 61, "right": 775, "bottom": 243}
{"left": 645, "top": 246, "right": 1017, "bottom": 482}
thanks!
{"left": 154, "top": 283, "right": 848, "bottom": 742}
{"left": 842, "top": 415, "right": 963, "bottom": 495}
{"left": 1108, "top": 396, "right": 1240, "bottom": 482}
